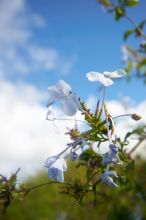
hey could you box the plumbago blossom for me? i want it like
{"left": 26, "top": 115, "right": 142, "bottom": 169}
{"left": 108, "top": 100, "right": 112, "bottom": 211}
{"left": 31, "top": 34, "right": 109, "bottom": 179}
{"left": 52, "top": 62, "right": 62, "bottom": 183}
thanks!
{"left": 44, "top": 68, "right": 141, "bottom": 191}
{"left": 86, "top": 69, "right": 126, "bottom": 86}
{"left": 44, "top": 156, "right": 67, "bottom": 183}
{"left": 44, "top": 137, "right": 85, "bottom": 182}
{"left": 102, "top": 143, "right": 120, "bottom": 165}
{"left": 101, "top": 171, "right": 119, "bottom": 188}
{"left": 46, "top": 80, "right": 82, "bottom": 117}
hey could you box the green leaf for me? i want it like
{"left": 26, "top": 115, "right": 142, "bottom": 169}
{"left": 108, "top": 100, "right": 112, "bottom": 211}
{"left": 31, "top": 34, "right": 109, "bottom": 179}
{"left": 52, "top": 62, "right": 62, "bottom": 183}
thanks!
{"left": 137, "top": 58, "right": 146, "bottom": 72}
{"left": 135, "top": 28, "right": 142, "bottom": 37}
{"left": 138, "top": 20, "right": 146, "bottom": 30}
{"left": 123, "top": 29, "right": 134, "bottom": 40}
{"left": 96, "top": 0, "right": 111, "bottom": 7}
{"left": 115, "top": 7, "right": 125, "bottom": 20}
{"left": 125, "top": 61, "right": 132, "bottom": 74}
{"left": 125, "top": 0, "right": 138, "bottom": 7}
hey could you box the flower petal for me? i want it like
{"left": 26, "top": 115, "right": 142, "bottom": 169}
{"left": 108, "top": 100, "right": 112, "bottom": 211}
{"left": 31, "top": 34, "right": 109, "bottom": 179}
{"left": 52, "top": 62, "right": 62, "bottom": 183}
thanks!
{"left": 47, "top": 80, "right": 72, "bottom": 106}
{"left": 45, "top": 156, "right": 67, "bottom": 183}
{"left": 48, "top": 167, "right": 58, "bottom": 180}
{"left": 105, "top": 171, "right": 118, "bottom": 178}
{"left": 107, "top": 177, "right": 119, "bottom": 187}
{"left": 61, "top": 97, "right": 78, "bottom": 116}
{"left": 104, "top": 69, "right": 126, "bottom": 78}
{"left": 56, "top": 80, "right": 71, "bottom": 96}
{"left": 45, "top": 156, "right": 56, "bottom": 168}
{"left": 48, "top": 168, "right": 64, "bottom": 182}
{"left": 52, "top": 157, "right": 67, "bottom": 172}
{"left": 69, "top": 93, "right": 83, "bottom": 111}
{"left": 86, "top": 71, "right": 114, "bottom": 86}
{"left": 70, "top": 152, "right": 78, "bottom": 161}
{"left": 109, "top": 143, "right": 119, "bottom": 153}
{"left": 101, "top": 171, "right": 119, "bottom": 187}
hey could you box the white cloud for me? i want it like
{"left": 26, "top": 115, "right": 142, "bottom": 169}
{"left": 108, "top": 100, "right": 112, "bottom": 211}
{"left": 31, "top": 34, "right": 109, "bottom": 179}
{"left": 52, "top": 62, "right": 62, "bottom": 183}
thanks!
{"left": 0, "top": 0, "right": 30, "bottom": 44}
{"left": 0, "top": 0, "right": 74, "bottom": 75}
{"left": 28, "top": 45, "right": 76, "bottom": 74}
{"left": 0, "top": 76, "right": 83, "bottom": 179}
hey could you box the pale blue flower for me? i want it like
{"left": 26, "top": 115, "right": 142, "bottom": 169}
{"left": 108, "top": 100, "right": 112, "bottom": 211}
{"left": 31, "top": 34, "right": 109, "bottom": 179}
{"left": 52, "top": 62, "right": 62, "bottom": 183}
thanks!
{"left": 47, "top": 80, "right": 82, "bottom": 116}
{"left": 44, "top": 156, "right": 67, "bottom": 183}
{"left": 101, "top": 171, "right": 119, "bottom": 187}
{"left": 70, "top": 152, "right": 78, "bottom": 161}
{"left": 102, "top": 143, "right": 119, "bottom": 165}
{"left": 109, "top": 143, "right": 119, "bottom": 153}
{"left": 86, "top": 69, "right": 126, "bottom": 87}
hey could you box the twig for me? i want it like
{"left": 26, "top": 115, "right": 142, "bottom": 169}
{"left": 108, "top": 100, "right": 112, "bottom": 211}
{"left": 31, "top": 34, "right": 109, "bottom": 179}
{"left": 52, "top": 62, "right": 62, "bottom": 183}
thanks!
{"left": 124, "top": 14, "right": 146, "bottom": 41}
{"left": 24, "top": 181, "right": 58, "bottom": 195}
{"left": 127, "top": 135, "right": 146, "bottom": 157}
{"left": 47, "top": 118, "right": 85, "bottom": 123}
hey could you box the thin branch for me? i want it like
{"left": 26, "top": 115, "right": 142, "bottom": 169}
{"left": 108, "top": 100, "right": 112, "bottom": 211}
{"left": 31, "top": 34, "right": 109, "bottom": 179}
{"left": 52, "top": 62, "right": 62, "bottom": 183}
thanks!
{"left": 105, "top": 3, "right": 146, "bottom": 40}
{"left": 124, "top": 14, "right": 146, "bottom": 41}
{"left": 24, "top": 181, "right": 58, "bottom": 195}
{"left": 113, "top": 114, "right": 131, "bottom": 119}
{"left": 47, "top": 118, "right": 85, "bottom": 123}
{"left": 127, "top": 135, "right": 146, "bottom": 157}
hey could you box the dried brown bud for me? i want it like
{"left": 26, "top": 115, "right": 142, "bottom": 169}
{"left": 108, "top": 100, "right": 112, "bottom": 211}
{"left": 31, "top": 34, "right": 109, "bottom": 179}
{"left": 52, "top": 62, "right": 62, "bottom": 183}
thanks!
{"left": 131, "top": 113, "right": 141, "bottom": 121}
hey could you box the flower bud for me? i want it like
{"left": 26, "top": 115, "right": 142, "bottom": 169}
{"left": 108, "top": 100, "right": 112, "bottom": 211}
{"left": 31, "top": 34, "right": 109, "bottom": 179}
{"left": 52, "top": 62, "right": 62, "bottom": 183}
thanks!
{"left": 70, "top": 152, "right": 78, "bottom": 161}
{"left": 109, "top": 143, "right": 119, "bottom": 153}
{"left": 131, "top": 113, "right": 141, "bottom": 121}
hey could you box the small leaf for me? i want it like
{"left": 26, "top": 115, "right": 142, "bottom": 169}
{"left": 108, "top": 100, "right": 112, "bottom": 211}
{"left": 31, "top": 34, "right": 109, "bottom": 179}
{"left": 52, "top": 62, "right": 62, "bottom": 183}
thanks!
{"left": 135, "top": 28, "right": 142, "bottom": 37}
{"left": 124, "top": 29, "right": 134, "bottom": 40}
{"left": 125, "top": 0, "right": 138, "bottom": 7}
{"left": 138, "top": 20, "right": 146, "bottom": 30}
{"left": 125, "top": 61, "right": 132, "bottom": 74}
{"left": 96, "top": 0, "right": 111, "bottom": 7}
{"left": 115, "top": 7, "right": 125, "bottom": 20}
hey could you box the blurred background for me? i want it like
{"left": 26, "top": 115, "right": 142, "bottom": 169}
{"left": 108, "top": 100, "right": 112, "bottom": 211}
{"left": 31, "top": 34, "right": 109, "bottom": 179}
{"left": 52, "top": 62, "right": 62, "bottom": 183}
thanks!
{"left": 0, "top": 0, "right": 146, "bottom": 219}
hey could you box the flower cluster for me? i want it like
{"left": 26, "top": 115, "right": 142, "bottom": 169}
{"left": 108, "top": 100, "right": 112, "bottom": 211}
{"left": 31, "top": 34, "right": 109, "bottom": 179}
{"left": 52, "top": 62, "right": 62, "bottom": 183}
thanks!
{"left": 44, "top": 69, "right": 140, "bottom": 190}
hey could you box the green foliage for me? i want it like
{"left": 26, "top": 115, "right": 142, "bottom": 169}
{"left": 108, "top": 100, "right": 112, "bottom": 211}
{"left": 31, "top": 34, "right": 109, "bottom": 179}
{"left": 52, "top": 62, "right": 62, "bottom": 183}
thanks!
{"left": 97, "top": 0, "right": 146, "bottom": 82}
{"left": 0, "top": 94, "right": 143, "bottom": 215}
{"left": 0, "top": 169, "right": 26, "bottom": 214}
{"left": 79, "top": 101, "right": 107, "bottom": 142}
{"left": 0, "top": 158, "right": 146, "bottom": 220}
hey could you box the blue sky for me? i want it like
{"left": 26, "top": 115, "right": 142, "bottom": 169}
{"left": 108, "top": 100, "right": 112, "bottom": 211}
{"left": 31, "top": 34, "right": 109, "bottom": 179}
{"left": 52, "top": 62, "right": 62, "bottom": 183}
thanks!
{"left": 2, "top": 0, "right": 146, "bottom": 103}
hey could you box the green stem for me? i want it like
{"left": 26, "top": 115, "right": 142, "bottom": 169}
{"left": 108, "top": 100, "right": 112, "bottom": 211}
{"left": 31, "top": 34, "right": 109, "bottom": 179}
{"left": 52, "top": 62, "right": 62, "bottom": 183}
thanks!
{"left": 124, "top": 14, "right": 146, "bottom": 41}
{"left": 47, "top": 118, "right": 85, "bottom": 123}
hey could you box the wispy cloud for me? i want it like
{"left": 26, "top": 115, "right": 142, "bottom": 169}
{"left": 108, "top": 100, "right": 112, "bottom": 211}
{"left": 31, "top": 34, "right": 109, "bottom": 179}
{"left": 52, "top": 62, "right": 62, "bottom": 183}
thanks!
{"left": 0, "top": 0, "right": 31, "bottom": 44}
{"left": 0, "top": 0, "right": 74, "bottom": 76}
